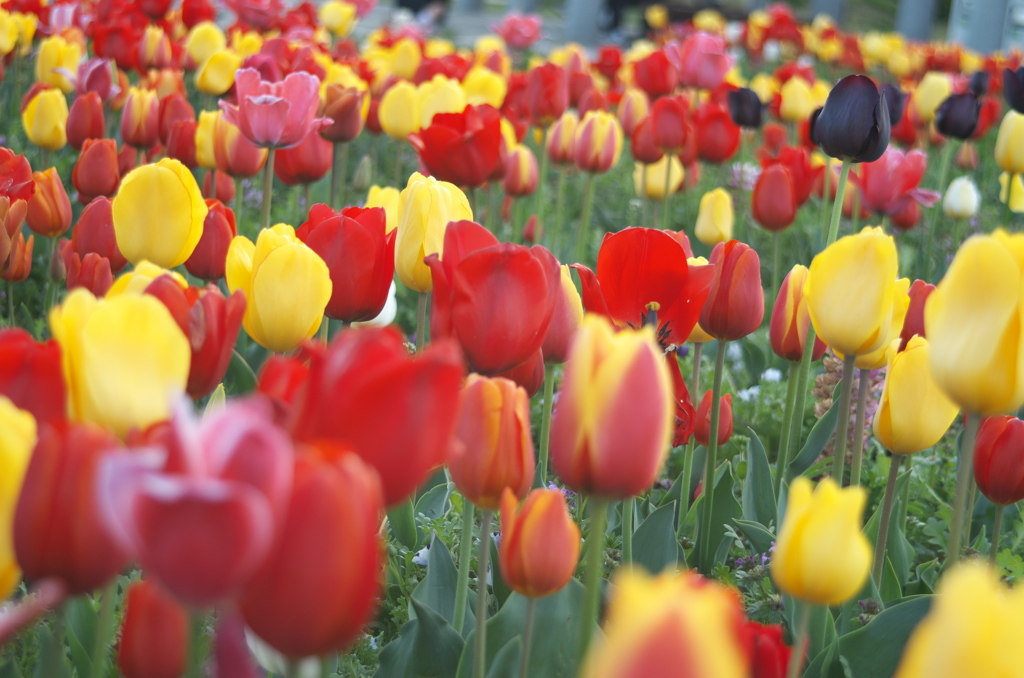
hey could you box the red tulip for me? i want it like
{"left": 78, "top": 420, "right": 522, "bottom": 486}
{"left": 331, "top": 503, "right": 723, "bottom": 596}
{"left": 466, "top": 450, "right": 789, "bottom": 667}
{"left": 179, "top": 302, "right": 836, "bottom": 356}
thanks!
{"left": 526, "top": 63, "right": 569, "bottom": 127}
{"left": 762, "top": 146, "right": 814, "bottom": 206}
{"left": 497, "top": 346, "right": 546, "bottom": 397}
{"left": 185, "top": 199, "right": 236, "bottom": 281}
{"left": 213, "top": 116, "right": 269, "bottom": 178}
{"left": 898, "top": 279, "right": 934, "bottom": 351}
{"left": 499, "top": 488, "right": 580, "bottom": 598}
{"left": 61, "top": 245, "right": 114, "bottom": 297}
{"left": 72, "top": 139, "right": 121, "bottom": 204}
{"left": 745, "top": 622, "right": 795, "bottom": 678}
{"left": 857, "top": 148, "right": 940, "bottom": 217}
{"left": 0, "top": 329, "right": 66, "bottom": 426}
{"left": 275, "top": 131, "right": 333, "bottom": 186}
{"left": 67, "top": 92, "right": 106, "bottom": 150}
{"left": 667, "top": 351, "right": 696, "bottom": 447}
{"left": 25, "top": 168, "right": 72, "bottom": 238}
{"left": 319, "top": 84, "right": 367, "bottom": 144}
{"left": 694, "top": 102, "right": 740, "bottom": 164}
{"left": 409, "top": 104, "right": 502, "bottom": 188}
{"left": 118, "top": 144, "right": 138, "bottom": 177}
{"left": 159, "top": 93, "right": 196, "bottom": 146}
{"left": 675, "top": 31, "right": 733, "bottom": 90}
{"left": 650, "top": 95, "right": 689, "bottom": 155}
{"left": 759, "top": 122, "right": 789, "bottom": 160}
{"left": 699, "top": 240, "right": 763, "bottom": 341}
{"left": 76, "top": 59, "right": 118, "bottom": 103}
{"left": 257, "top": 351, "right": 313, "bottom": 422}
{"left": 182, "top": 0, "right": 217, "bottom": 25}
{"left": 632, "top": 50, "right": 678, "bottom": 98}
{"left": 541, "top": 264, "right": 583, "bottom": 365}
{"left": 694, "top": 390, "right": 733, "bottom": 447}
{"left": 546, "top": 111, "right": 578, "bottom": 166}
{"left": 577, "top": 87, "right": 608, "bottom": 116}
{"left": 503, "top": 144, "right": 538, "bottom": 197}
{"left": 71, "top": 196, "right": 127, "bottom": 273}
{"left": 221, "top": 68, "right": 324, "bottom": 149}
{"left": 287, "top": 328, "right": 465, "bottom": 507}
{"left": 630, "top": 115, "right": 664, "bottom": 165}
{"left": 296, "top": 204, "right": 396, "bottom": 323}
{"left": 974, "top": 416, "right": 1024, "bottom": 506}
{"left": 15, "top": 423, "right": 131, "bottom": 595}
{"left": 752, "top": 164, "right": 798, "bottom": 232}
{"left": 572, "top": 227, "right": 715, "bottom": 348}
{"left": 769, "top": 265, "right": 826, "bottom": 363}
{"left": 493, "top": 12, "right": 542, "bottom": 50}
{"left": 166, "top": 120, "right": 198, "bottom": 168}
{"left": 202, "top": 170, "right": 235, "bottom": 204}
{"left": 426, "top": 220, "right": 558, "bottom": 374}
{"left": 118, "top": 580, "right": 190, "bottom": 678}
{"left": 0, "top": 148, "right": 35, "bottom": 204}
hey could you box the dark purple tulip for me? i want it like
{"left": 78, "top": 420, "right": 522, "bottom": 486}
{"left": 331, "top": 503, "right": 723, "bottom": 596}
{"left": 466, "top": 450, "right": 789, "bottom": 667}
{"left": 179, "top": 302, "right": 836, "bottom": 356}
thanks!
{"left": 727, "top": 87, "right": 763, "bottom": 128}
{"left": 1004, "top": 67, "right": 1024, "bottom": 114}
{"left": 881, "top": 83, "right": 906, "bottom": 127}
{"left": 969, "top": 71, "right": 990, "bottom": 97}
{"left": 935, "top": 93, "right": 980, "bottom": 140}
{"left": 809, "top": 74, "right": 890, "bottom": 163}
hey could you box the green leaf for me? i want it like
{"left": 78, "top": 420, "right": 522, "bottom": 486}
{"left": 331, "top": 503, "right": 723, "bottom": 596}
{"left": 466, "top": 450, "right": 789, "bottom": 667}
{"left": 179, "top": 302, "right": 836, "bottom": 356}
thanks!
{"left": 0, "top": 663, "right": 22, "bottom": 678}
{"left": 863, "top": 467, "right": 914, "bottom": 587}
{"left": 375, "top": 599, "right": 467, "bottom": 678}
{"left": 742, "top": 430, "right": 777, "bottom": 528}
{"left": 415, "top": 483, "right": 451, "bottom": 524}
{"left": 224, "top": 349, "right": 257, "bottom": 395}
{"left": 787, "top": 398, "right": 840, "bottom": 481}
{"left": 63, "top": 597, "right": 97, "bottom": 678}
{"left": 389, "top": 499, "right": 419, "bottom": 551}
{"left": 32, "top": 625, "right": 70, "bottom": 678}
{"left": 411, "top": 534, "right": 475, "bottom": 633}
{"left": 696, "top": 462, "right": 742, "bottom": 574}
{"left": 490, "top": 537, "right": 512, "bottom": 608}
{"left": 880, "top": 558, "right": 902, "bottom": 603}
{"left": 457, "top": 580, "right": 588, "bottom": 678}
{"left": 485, "top": 636, "right": 522, "bottom": 678}
{"left": 632, "top": 501, "right": 683, "bottom": 573}
{"left": 733, "top": 518, "right": 776, "bottom": 555}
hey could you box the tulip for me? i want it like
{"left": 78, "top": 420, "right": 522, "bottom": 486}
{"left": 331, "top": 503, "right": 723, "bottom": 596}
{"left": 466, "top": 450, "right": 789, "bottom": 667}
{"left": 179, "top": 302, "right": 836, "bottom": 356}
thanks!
{"left": 22, "top": 88, "right": 68, "bottom": 152}
{"left": 574, "top": 110, "right": 623, "bottom": 174}
{"left": 14, "top": 422, "right": 131, "bottom": 594}
{"left": 881, "top": 82, "right": 907, "bottom": 124}
{"left": 677, "top": 31, "right": 733, "bottom": 90}
{"left": 763, "top": 148, "right": 812, "bottom": 206}
{"left": 70, "top": 197, "right": 127, "bottom": 273}
{"left": 184, "top": 21, "right": 226, "bottom": 66}
{"left": 694, "top": 103, "right": 741, "bottom": 164}
{"left": 120, "top": 88, "right": 160, "bottom": 149}
{"left": 72, "top": 139, "right": 121, "bottom": 204}
{"left": 118, "top": 579, "right": 191, "bottom": 678}
{"left": 112, "top": 158, "right": 207, "bottom": 269}
{"left": 206, "top": 112, "right": 268, "bottom": 179}
{"left": 319, "top": 0, "right": 357, "bottom": 36}
{"left": 694, "top": 390, "right": 732, "bottom": 448}
{"left": 546, "top": 111, "right": 578, "bottom": 166}
{"left": 699, "top": 241, "right": 764, "bottom": 342}
{"left": 221, "top": 69, "right": 323, "bottom": 150}
{"left": 319, "top": 83, "right": 367, "bottom": 144}
{"left": 810, "top": 74, "right": 890, "bottom": 163}
{"left": 541, "top": 264, "right": 583, "bottom": 365}
{"left": 166, "top": 121, "right": 198, "bottom": 169}
{"left": 416, "top": 75, "right": 466, "bottom": 131}
{"left": 394, "top": 172, "right": 473, "bottom": 293}
{"left": 158, "top": 94, "right": 196, "bottom": 147}
{"left": 616, "top": 87, "right": 649, "bottom": 137}
{"left": 779, "top": 77, "right": 815, "bottom": 123}
{"left": 914, "top": 71, "right": 952, "bottom": 124}
{"left": 994, "top": 110, "right": 1024, "bottom": 175}
{"left": 0, "top": 329, "right": 66, "bottom": 426}
{"left": 378, "top": 81, "right": 419, "bottom": 140}
{"left": 632, "top": 50, "right": 678, "bottom": 99}
{"left": 0, "top": 396, "right": 34, "bottom": 599}
{"left": 499, "top": 487, "right": 579, "bottom": 598}
{"left": 35, "top": 35, "right": 82, "bottom": 93}
{"left": 550, "top": 314, "right": 673, "bottom": 498}
{"left": 365, "top": 185, "right": 400, "bottom": 233}
{"left": 771, "top": 476, "right": 872, "bottom": 606}
{"left": 746, "top": 622, "right": 795, "bottom": 678}
{"left": 770, "top": 265, "right": 827, "bottom": 363}
{"left": 973, "top": 416, "right": 1024, "bottom": 507}
{"left": 61, "top": 247, "right": 113, "bottom": 298}
{"left": 504, "top": 144, "right": 538, "bottom": 197}
{"left": 66, "top": 91, "right": 105, "bottom": 150}
{"left": 195, "top": 51, "right": 243, "bottom": 96}
{"left": 935, "top": 93, "right": 981, "bottom": 140}
{"left": 579, "top": 569, "right": 750, "bottom": 678}
{"left": 0, "top": 232, "right": 33, "bottom": 283}
{"left": 427, "top": 221, "right": 557, "bottom": 374}
{"left": 137, "top": 25, "right": 171, "bottom": 71}
{"left": 751, "top": 164, "right": 797, "bottom": 232}
{"left": 463, "top": 66, "right": 508, "bottom": 109}
{"left": 942, "top": 176, "right": 980, "bottom": 219}
{"left": 728, "top": 87, "right": 764, "bottom": 128}
{"left": 240, "top": 451, "right": 382, "bottom": 659}
{"left": 25, "top": 168, "right": 72, "bottom": 238}
{"left": 650, "top": 95, "right": 689, "bottom": 155}
{"left": 526, "top": 63, "right": 569, "bottom": 127}
{"left": 893, "top": 565, "right": 1024, "bottom": 678}
{"left": 694, "top": 188, "right": 733, "bottom": 246}
{"left": 857, "top": 148, "right": 939, "bottom": 217}
{"left": 633, "top": 156, "right": 683, "bottom": 201}
{"left": 409, "top": 104, "right": 502, "bottom": 188}
{"left": 274, "top": 131, "right": 332, "bottom": 187}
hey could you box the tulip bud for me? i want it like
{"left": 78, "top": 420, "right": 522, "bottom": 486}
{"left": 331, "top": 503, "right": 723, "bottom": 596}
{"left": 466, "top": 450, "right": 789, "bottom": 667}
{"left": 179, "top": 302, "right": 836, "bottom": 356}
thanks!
{"left": 319, "top": 84, "right": 367, "bottom": 144}
{"left": 752, "top": 164, "right": 798, "bottom": 232}
{"left": 694, "top": 188, "right": 734, "bottom": 246}
{"left": 365, "top": 185, "right": 398, "bottom": 232}
{"left": 942, "top": 175, "right": 980, "bottom": 219}
{"left": 630, "top": 115, "right": 664, "bottom": 165}
{"left": 574, "top": 110, "right": 623, "bottom": 174}
{"left": 809, "top": 74, "right": 890, "bottom": 163}
{"left": 616, "top": 87, "right": 649, "bottom": 137}
{"left": 499, "top": 488, "right": 580, "bottom": 598}
{"left": 120, "top": 88, "right": 160, "bottom": 149}
{"left": 275, "top": 132, "right": 333, "bottom": 186}
{"left": 158, "top": 93, "right": 196, "bottom": 146}
{"left": 72, "top": 138, "right": 121, "bottom": 204}
{"left": 185, "top": 199, "right": 236, "bottom": 281}
{"left": 25, "top": 168, "right": 72, "bottom": 238}
{"left": 61, "top": 245, "right": 113, "bottom": 297}
{"left": 633, "top": 155, "right": 683, "bottom": 201}
{"left": 503, "top": 144, "right": 539, "bottom": 197}
{"left": 138, "top": 25, "right": 172, "bottom": 71}
{"left": 66, "top": 91, "right": 105, "bottom": 150}
{"left": 694, "top": 390, "right": 733, "bottom": 448}
{"left": 699, "top": 241, "right": 764, "bottom": 342}
{"left": 770, "top": 476, "right": 872, "bottom": 606}
{"left": 22, "top": 88, "right": 69, "bottom": 152}
{"left": 378, "top": 81, "right": 420, "bottom": 140}
{"left": 546, "top": 111, "right": 578, "bottom": 166}
{"left": 728, "top": 87, "right": 764, "bottom": 128}
{"left": 650, "top": 95, "right": 689, "bottom": 155}
{"left": 395, "top": 172, "right": 473, "bottom": 293}
{"left": 779, "top": 77, "right": 815, "bottom": 123}
{"left": 70, "top": 197, "right": 126, "bottom": 273}
{"left": 770, "top": 265, "right": 826, "bottom": 362}
{"left": 319, "top": 0, "right": 357, "bottom": 37}
{"left": 352, "top": 154, "right": 373, "bottom": 192}
{"left": 0, "top": 396, "right": 36, "bottom": 600}
{"left": 118, "top": 579, "right": 191, "bottom": 678}
{"left": 463, "top": 66, "right": 508, "bottom": 109}
{"left": 972, "top": 416, "right": 1024, "bottom": 506}
{"left": 0, "top": 232, "right": 33, "bottom": 282}
{"left": 935, "top": 93, "right": 980, "bottom": 140}
{"left": 694, "top": 103, "right": 740, "bottom": 164}
{"left": 632, "top": 50, "right": 678, "bottom": 98}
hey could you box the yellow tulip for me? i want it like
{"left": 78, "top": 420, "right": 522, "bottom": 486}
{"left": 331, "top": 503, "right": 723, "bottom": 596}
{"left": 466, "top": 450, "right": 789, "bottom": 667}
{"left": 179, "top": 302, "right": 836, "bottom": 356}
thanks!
{"left": 378, "top": 81, "right": 420, "bottom": 140}
{"left": 319, "top": 0, "right": 357, "bottom": 37}
{"left": 226, "top": 224, "right": 333, "bottom": 352}
{"left": 749, "top": 73, "right": 779, "bottom": 104}
{"left": 474, "top": 35, "right": 506, "bottom": 57}
{"left": 771, "top": 476, "right": 872, "bottom": 606}
{"left": 425, "top": 38, "right": 455, "bottom": 59}
{"left": 693, "top": 8, "right": 726, "bottom": 33}
{"left": 915, "top": 71, "right": 952, "bottom": 124}
{"left": 230, "top": 29, "right": 263, "bottom": 58}
{"left": 836, "top": 277, "right": 910, "bottom": 371}
{"left": 633, "top": 156, "right": 683, "bottom": 201}
{"left": 184, "top": 21, "right": 226, "bottom": 67}
{"left": 195, "top": 50, "right": 243, "bottom": 96}
{"left": 107, "top": 261, "right": 189, "bottom": 297}
{"left": 366, "top": 185, "right": 400, "bottom": 234}
{"left": 694, "top": 188, "right": 734, "bottom": 246}
{"left": 0, "top": 396, "right": 35, "bottom": 599}
{"left": 779, "top": 77, "right": 815, "bottom": 123}
{"left": 925, "top": 229, "right": 1024, "bottom": 415}
{"left": 417, "top": 74, "right": 466, "bottom": 130}
{"left": 21, "top": 88, "right": 68, "bottom": 152}
{"left": 461, "top": 66, "right": 507, "bottom": 108}
{"left": 12, "top": 12, "right": 36, "bottom": 57}
{"left": 395, "top": 172, "right": 472, "bottom": 293}
{"left": 195, "top": 110, "right": 218, "bottom": 170}
{"left": 994, "top": 110, "right": 1024, "bottom": 175}
{"left": 389, "top": 37, "right": 422, "bottom": 80}
{"left": 112, "top": 159, "right": 207, "bottom": 268}
{"left": 805, "top": 226, "right": 904, "bottom": 358}
{"left": 50, "top": 289, "right": 191, "bottom": 438}
{"left": 893, "top": 564, "right": 1024, "bottom": 678}
{"left": 644, "top": 4, "right": 668, "bottom": 29}
{"left": 999, "top": 172, "right": 1024, "bottom": 213}
{"left": 0, "top": 11, "right": 19, "bottom": 57}
{"left": 579, "top": 569, "right": 748, "bottom": 678}
{"left": 873, "top": 336, "right": 959, "bottom": 456}
{"left": 35, "top": 35, "right": 81, "bottom": 93}
{"left": 686, "top": 258, "right": 714, "bottom": 344}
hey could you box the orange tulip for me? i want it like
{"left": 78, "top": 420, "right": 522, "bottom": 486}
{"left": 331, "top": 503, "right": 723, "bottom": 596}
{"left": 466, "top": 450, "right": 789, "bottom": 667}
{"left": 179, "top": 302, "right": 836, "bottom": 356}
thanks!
{"left": 499, "top": 487, "right": 580, "bottom": 598}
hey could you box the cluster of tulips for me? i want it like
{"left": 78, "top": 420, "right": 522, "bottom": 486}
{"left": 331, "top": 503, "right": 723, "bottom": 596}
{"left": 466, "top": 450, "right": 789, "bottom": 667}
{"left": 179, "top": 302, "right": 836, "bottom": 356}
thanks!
{"left": 1, "top": 0, "right": 1024, "bottom": 676}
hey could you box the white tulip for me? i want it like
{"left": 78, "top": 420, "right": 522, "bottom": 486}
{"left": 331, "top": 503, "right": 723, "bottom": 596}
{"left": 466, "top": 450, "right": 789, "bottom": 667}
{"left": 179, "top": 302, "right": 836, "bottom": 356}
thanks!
{"left": 942, "top": 176, "right": 980, "bottom": 219}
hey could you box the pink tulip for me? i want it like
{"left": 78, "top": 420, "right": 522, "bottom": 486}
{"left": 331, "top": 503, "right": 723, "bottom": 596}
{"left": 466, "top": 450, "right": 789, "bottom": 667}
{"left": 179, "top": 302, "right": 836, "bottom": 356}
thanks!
{"left": 220, "top": 68, "right": 324, "bottom": 149}
{"left": 76, "top": 59, "right": 119, "bottom": 102}
{"left": 671, "top": 32, "right": 734, "bottom": 91}
{"left": 493, "top": 12, "right": 542, "bottom": 50}
{"left": 856, "top": 147, "right": 941, "bottom": 217}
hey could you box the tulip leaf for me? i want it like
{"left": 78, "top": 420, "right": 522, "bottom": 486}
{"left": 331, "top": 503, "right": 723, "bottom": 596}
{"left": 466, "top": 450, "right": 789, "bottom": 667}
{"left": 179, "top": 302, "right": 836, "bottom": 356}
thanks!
{"left": 457, "top": 580, "right": 588, "bottom": 678}
{"left": 63, "top": 597, "right": 97, "bottom": 678}
{"left": 32, "top": 625, "right": 71, "bottom": 678}
{"left": 376, "top": 598, "right": 467, "bottom": 678}
{"left": 225, "top": 349, "right": 258, "bottom": 395}
{"left": 0, "top": 663, "right": 22, "bottom": 678}
{"left": 389, "top": 499, "right": 420, "bottom": 551}
{"left": 411, "top": 534, "right": 475, "bottom": 633}
{"left": 632, "top": 501, "right": 683, "bottom": 573}
{"left": 660, "top": 447, "right": 707, "bottom": 519}
{"left": 787, "top": 397, "right": 841, "bottom": 481}
{"left": 862, "top": 466, "right": 914, "bottom": 588}
{"left": 880, "top": 558, "right": 902, "bottom": 603}
{"left": 696, "top": 462, "right": 742, "bottom": 574}
{"left": 490, "top": 537, "right": 513, "bottom": 608}
{"left": 733, "top": 519, "right": 776, "bottom": 555}
{"left": 415, "top": 483, "right": 451, "bottom": 523}
{"left": 484, "top": 636, "right": 522, "bottom": 678}
{"left": 742, "top": 429, "right": 777, "bottom": 528}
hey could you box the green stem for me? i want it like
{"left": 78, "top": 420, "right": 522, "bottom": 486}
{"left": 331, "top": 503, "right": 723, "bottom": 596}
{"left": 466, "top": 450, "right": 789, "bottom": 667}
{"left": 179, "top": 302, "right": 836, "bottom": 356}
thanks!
{"left": 1004, "top": 172, "right": 1015, "bottom": 227}
{"left": 6, "top": 281, "right": 13, "bottom": 322}
{"left": 318, "top": 317, "right": 329, "bottom": 344}
{"left": 826, "top": 159, "right": 852, "bottom": 246}
{"left": 819, "top": 161, "right": 832, "bottom": 245}
{"left": 848, "top": 369, "right": 872, "bottom": 487}
{"left": 621, "top": 497, "right": 634, "bottom": 563}
{"left": 786, "top": 325, "right": 817, "bottom": 472}
{"left": 640, "top": 164, "right": 649, "bottom": 226}
{"left": 511, "top": 198, "right": 524, "bottom": 244}
{"left": 851, "top": 188, "right": 860, "bottom": 233}
{"left": 572, "top": 173, "right": 597, "bottom": 264}
{"left": 926, "top": 140, "right": 956, "bottom": 279}
{"left": 260, "top": 151, "right": 276, "bottom": 232}
{"left": 990, "top": 504, "right": 1005, "bottom": 565}
{"left": 538, "top": 367, "right": 555, "bottom": 485}
{"left": 234, "top": 186, "right": 243, "bottom": 235}
{"left": 552, "top": 167, "right": 568, "bottom": 252}
{"left": 677, "top": 342, "right": 703, "bottom": 539}
{"left": 829, "top": 354, "right": 858, "bottom": 484}
{"left": 334, "top": 142, "right": 349, "bottom": 208}
{"left": 579, "top": 498, "right": 609, "bottom": 658}
{"left": 473, "top": 509, "right": 494, "bottom": 678}
{"left": 946, "top": 413, "right": 981, "bottom": 567}
{"left": 771, "top": 231, "right": 781, "bottom": 310}
{"left": 897, "top": 455, "right": 913, "bottom": 528}
{"left": 517, "top": 598, "right": 537, "bottom": 678}
{"left": 487, "top": 183, "right": 500, "bottom": 236}
{"left": 786, "top": 603, "right": 813, "bottom": 678}
{"left": 966, "top": 481, "right": 977, "bottom": 546}
{"left": 871, "top": 454, "right": 902, "bottom": 585}
{"left": 774, "top": 363, "right": 800, "bottom": 497}
{"left": 42, "top": 236, "right": 57, "bottom": 311}
{"left": 453, "top": 500, "right": 476, "bottom": 635}
{"left": 698, "top": 341, "right": 727, "bottom": 573}
{"left": 660, "top": 161, "right": 673, "bottom": 231}
{"left": 303, "top": 183, "right": 311, "bottom": 210}
{"left": 535, "top": 127, "right": 549, "bottom": 235}
{"left": 416, "top": 291, "right": 428, "bottom": 350}
{"left": 393, "top": 149, "right": 402, "bottom": 188}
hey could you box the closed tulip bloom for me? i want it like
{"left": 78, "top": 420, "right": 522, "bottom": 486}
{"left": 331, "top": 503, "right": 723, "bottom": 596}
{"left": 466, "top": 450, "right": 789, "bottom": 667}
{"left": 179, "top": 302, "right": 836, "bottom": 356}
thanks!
{"left": 450, "top": 375, "right": 534, "bottom": 510}
{"left": 66, "top": 91, "right": 105, "bottom": 150}
{"left": 62, "top": 248, "right": 113, "bottom": 298}
{"left": 579, "top": 569, "right": 749, "bottom": 678}
{"left": 319, "top": 0, "right": 357, "bottom": 36}
{"left": 209, "top": 113, "right": 268, "bottom": 178}
{"left": 935, "top": 93, "right": 980, "bottom": 140}
{"left": 616, "top": 87, "right": 649, "bottom": 137}
{"left": 805, "top": 227, "right": 904, "bottom": 357}
{"left": 319, "top": 84, "right": 367, "bottom": 144}
{"left": 14, "top": 422, "right": 131, "bottom": 594}
{"left": 695, "top": 188, "right": 734, "bottom": 246}
{"left": 26, "top": 168, "right": 72, "bottom": 238}
{"left": 549, "top": 315, "right": 673, "bottom": 498}
{"left": 574, "top": 110, "right": 623, "bottom": 174}
{"left": 499, "top": 488, "right": 580, "bottom": 598}
{"left": 893, "top": 565, "right": 1024, "bottom": 678}
{"left": 463, "top": 66, "right": 507, "bottom": 109}
{"left": 994, "top": 110, "right": 1024, "bottom": 175}
{"left": 365, "top": 185, "right": 400, "bottom": 233}
{"left": 0, "top": 232, "right": 33, "bottom": 283}
{"left": 158, "top": 94, "right": 195, "bottom": 147}
{"left": 633, "top": 155, "right": 683, "bottom": 201}
{"left": 546, "top": 111, "right": 578, "bottom": 166}
{"left": 137, "top": 25, "right": 172, "bottom": 71}
{"left": 699, "top": 241, "right": 764, "bottom": 341}
{"left": 770, "top": 476, "right": 872, "bottom": 606}
{"left": 221, "top": 68, "right": 323, "bottom": 150}
{"left": 71, "top": 197, "right": 127, "bottom": 273}
{"left": 650, "top": 95, "right": 689, "bottom": 155}
{"left": 541, "top": 264, "right": 583, "bottom": 365}
{"left": 941, "top": 176, "right": 980, "bottom": 219}
{"left": 113, "top": 158, "right": 207, "bottom": 268}
{"left": 504, "top": 144, "right": 539, "bottom": 197}
{"left": 0, "top": 397, "right": 35, "bottom": 599}
{"left": 167, "top": 120, "right": 199, "bottom": 169}
{"left": 526, "top": 62, "right": 569, "bottom": 127}
{"left": 274, "top": 131, "right": 332, "bottom": 186}
{"left": 395, "top": 172, "right": 473, "bottom": 293}
{"left": 409, "top": 104, "right": 502, "bottom": 188}
{"left": 118, "top": 579, "right": 190, "bottom": 678}
{"left": 0, "top": 328, "right": 66, "bottom": 427}
{"left": 378, "top": 81, "right": 420, "bottom": 140}
{"left": 416, "top": 75, "right": 467, "bottom": 131}
{"left": 925, "top": 230, "right": 1024, "bottom": 415}
{"left": 184, "top": 199, "right": 235, "bottom": 281}
{"left": 694, "top": 103, "right": 741, "bottom": 164}
{"left": 728, "top": 87, "right": 763, "bottom": 128}
{"left": 630, "top": 115, "right": 664, "bottom": 165}
{"left": 973, "top": 416, "right": 1024, "bottom": 506}
{"left": 35, "top": 35, "right": 82, "bottom": 93}
{"left": 770, "top": 265, "right": 827, "bottom": 363}
{"left": 50, "top": 289, "right": 190, "bottom": 437}
{"left": 72, "top": 138, "right": 121, "bottom": 204}
{"left": 22, "top": 88, "right": 68, "bottom": 152}
{"left": 195, "top": 50, "right": 243, "bottom": 96}
{"left": 184, "top": 21, "right": 226, "bottom": 66}
{"left": 914, "top": 71, "right": 952, "bottom": 124}
{"left": 809, "top": 74, "right": 890, "bottom": 163}
{"left": 632, "top": 50, "right": 678, "bottom": 99}
{"left": 120, "top": 88, "right": 160, "bottom": 149}
{"left": 694, "top": 390, "right": 733, "bottom": 448}
{"left": 779, "top": 77, "right": 815, "bottom": 123}
{"left": 752, "top": 164, "right": 797, "bottom": 232}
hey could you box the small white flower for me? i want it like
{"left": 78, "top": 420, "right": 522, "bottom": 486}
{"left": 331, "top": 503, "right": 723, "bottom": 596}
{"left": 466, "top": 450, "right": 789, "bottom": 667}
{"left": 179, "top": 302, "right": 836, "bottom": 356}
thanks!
{"left": 368, "top": 635, "right": 379, "bottom": 651}
{"left": 724, "top": 21, "right": 744, "bottom": 44}
{"left": 761, "top": 368, "right": 782, "bottom": 383}
{"left": 763, "top": 40, "right": 781, "bottom": 63}
{"left": 726, "top": 343, "right": 744, "bottom": 362}
{"left": 412, "top": 544, "right": 430, "bottom": 567}
{"left": 737, "top": 385, "right": 761, "bottom": 402}
{"left": 943, "top": 176, "right": 981, "bottom": 220}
